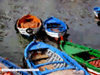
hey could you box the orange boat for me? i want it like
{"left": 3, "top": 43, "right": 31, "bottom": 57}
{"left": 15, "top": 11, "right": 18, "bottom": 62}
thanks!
{"left": 16, "top": 14, "right": 42, "bottom": 36}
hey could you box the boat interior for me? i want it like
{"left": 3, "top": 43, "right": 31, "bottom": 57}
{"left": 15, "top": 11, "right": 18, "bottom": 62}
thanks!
{"left": 47, "top": 23, "right": 61, "bottom": 28}
{"left": 47, "top": 23, "right": 63, "bottom": 32}
{"left": 28, "top": 48, "right": 68, "bottom": 71}
{"left": 27, "top": 48, "right": 81, "bottom": 74}
{"left": 0, "top": 63, "right": 21, "bottom": 75}
{"left": 17, "top": 14, "right": 41, "bottom": 28}
{"left": 73, "top": 51, "right": 100, "bottom": 68}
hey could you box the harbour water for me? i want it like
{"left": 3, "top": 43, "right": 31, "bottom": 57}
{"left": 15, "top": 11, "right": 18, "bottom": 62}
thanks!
{"left": 0, "top": 0, "right": 100, "bottom": 65}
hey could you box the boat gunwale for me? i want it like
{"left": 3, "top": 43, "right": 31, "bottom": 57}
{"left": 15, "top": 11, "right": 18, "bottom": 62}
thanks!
{"left": 60, "top": 40, "right": 100, "bottom": 73}
{"left": 24, "top": 41, "right": 90, "bottom": 75}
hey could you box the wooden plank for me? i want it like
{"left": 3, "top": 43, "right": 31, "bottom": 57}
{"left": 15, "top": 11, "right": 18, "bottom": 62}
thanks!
{"left": 36, "top": 60, "right": 47, "bottom": 64}
{"left": 39, "top": 64, "right": 54, "bottom": 71}
{"left": 32, "top": 54, "right": 49, "bottom": 60}
{"left": 34, "top": 60, "right": 47, "bottom": 65}
{"left": 48, "top": 69, "right": 84, "bottom": 75}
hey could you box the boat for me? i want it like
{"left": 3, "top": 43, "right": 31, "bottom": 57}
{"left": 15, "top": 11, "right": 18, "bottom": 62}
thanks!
{"left": 93, "top": 7, "right": 100, "bottom": 18}
{"left": 43, "top": 17, "right": 67, "bottom": 39}
{"left": 15, "top": 14, "right": 42, "bottom": 37}
{"left": 0, "top": 57, "right": 29, "bottom": 75}
{"left": 60, "top": 40, "right": 100, "bottom": 75}
{"left": 24, "top": 41, "right": 89, "bottom": 75}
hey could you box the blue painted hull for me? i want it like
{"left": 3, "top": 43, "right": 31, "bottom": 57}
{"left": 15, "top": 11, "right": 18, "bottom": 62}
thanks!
{"left": 24, "top": 41, "right": 90, "bottom": 75}
{"left": 93, "top": 7, "right": 100, "bottom": 17}
{"left": 0, "top": 57, "right": 29, "bottom": 75}
{"left": 44, "top": 17, "right": 67, "bottom": 38}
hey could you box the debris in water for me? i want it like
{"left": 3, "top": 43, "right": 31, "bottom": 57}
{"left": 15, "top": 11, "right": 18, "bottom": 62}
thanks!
{"left": 80, "top": 23, "right": 83, "bottom": 26}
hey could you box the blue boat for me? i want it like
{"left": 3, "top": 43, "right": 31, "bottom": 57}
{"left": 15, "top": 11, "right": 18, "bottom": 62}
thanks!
{"left": 0, "top": 57, "right": 29, "bottom": 75}
{"left": 44, "top": 17, "right": 67, "bottom": 38}
{"left": 93, "top": 7, "right": 100, "bottom": 18}
{"left": 24, "top": 41, "right": 90, "bottom": 75}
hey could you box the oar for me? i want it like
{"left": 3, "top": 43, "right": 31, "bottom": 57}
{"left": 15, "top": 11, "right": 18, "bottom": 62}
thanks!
{"left": 0, "top": 68, "right": 39, "bottom": 72}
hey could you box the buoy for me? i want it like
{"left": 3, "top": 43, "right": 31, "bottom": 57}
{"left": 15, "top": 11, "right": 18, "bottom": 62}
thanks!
{"left": 70, "top": 39, "right": 72, "bottom": 42}
{"left": 60, "top": 36, "right": 64, "bottom": 41}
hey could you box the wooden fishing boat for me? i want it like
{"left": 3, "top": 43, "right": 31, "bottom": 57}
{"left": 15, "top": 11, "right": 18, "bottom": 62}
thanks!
{"left": 60, "top": 40, "right": 100, "bottom": 75}
{"left": 43, "top": 17, "right": 67, "bottom": 39}
{"left": 24, "top": 41, "right": 89, "bottom": 75}
{"left": 93, "top": 7, "right": 100, "bottom": 18}
{"left": 0, "top": 57, "right": 29, "bottom": 75}
{"left": 15, "top": 14, "right": 42, "bottom": 36}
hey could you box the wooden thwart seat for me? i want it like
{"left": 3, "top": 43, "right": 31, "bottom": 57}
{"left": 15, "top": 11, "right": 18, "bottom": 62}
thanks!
{"left": 32, "top": 54, "right": 49, "bottom": 61}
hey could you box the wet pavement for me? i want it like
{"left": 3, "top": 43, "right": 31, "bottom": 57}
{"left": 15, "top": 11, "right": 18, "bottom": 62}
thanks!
{"left": 0, "top": 0, "right": 100, "bottom": 65}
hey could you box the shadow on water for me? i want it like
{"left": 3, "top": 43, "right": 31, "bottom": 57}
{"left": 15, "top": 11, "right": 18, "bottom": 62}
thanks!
{"left": 97, "top": 21, "right": 100, "bottom": 26}
{"left": 96, "top": 13, "right": 100, "bottom": 26}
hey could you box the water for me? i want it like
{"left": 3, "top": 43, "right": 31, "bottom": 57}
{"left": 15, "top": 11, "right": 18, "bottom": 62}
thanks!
{"left": 0, "top": 0, "right": 100, "bottom": 65}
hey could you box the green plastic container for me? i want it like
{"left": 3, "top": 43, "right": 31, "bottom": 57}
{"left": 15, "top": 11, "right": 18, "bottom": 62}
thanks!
{"left": 60, "top": 40, "right": 100, "bottom": 73}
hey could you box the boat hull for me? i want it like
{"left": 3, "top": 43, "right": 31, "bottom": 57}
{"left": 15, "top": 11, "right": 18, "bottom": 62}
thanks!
{"left": 0, "top": 57, "right": 29, "bottom": 75}
{"left": 45, "top": 30, "right": 65, "bottom": 38}
{"left": 24, "top": 41, "right": 89, "bottom": 75}
{"left": 16, "top": 14, "right": 42, "bottom": 37}
{"left": 44, "top": 17, "right": 67, "bottom": 38}
{"left": 87, "top": 68, "right": 100, "bottom": 75}
{"left": 17, "top": 26, "right": 41, "bottom": 37}
{"left": 93, "top": 7, "right": 100, "bottom": 18}
{"left": 60, "top": 40, "right": 100, "bottom": 74}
